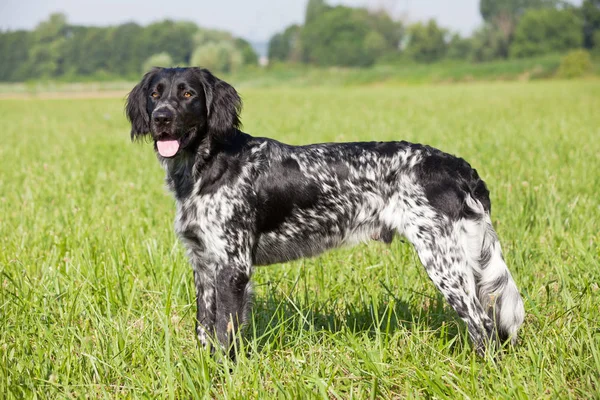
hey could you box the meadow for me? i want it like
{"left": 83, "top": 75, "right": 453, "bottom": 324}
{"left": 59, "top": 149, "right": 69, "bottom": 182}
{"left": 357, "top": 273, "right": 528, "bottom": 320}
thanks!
{"left": 1, "top": 80, "right": 599, "bottom": 398}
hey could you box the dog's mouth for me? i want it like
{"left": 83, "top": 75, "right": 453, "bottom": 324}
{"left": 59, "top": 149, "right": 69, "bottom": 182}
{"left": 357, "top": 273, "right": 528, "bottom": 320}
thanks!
{"left": 154, "top": 128, "right": 197, "bottom": 158}
{"left": 156, "top": 137, "right": 180, "bottom": 158}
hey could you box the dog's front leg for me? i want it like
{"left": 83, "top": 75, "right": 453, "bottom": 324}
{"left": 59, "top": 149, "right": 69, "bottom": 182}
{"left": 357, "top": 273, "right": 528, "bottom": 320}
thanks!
{"left": 186, "top": 200, "right": 255, "bottom": 357}
{"left": 187, "top": 248, "right": 252, "bottom": 356}
{"left": 191, "top": 261, "right": 217, "bottom": 349}
{"left": 214, "top": 261, "right": 253, "bottom": 359}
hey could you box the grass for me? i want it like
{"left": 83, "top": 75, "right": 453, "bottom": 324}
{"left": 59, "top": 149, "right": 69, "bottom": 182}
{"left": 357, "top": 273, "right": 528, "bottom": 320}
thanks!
{"left": 1, "top": 80, "right": 599, "bottom": 398}
{"left": 234, "top": 54, "right": 568, "bottom": 87}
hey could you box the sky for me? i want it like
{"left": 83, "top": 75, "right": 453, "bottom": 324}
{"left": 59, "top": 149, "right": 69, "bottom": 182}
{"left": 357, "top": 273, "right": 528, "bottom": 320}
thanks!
{"left": 1, "top": 0, "right": 485, "bottom": 41}
{"left": 0, "top": 0, "right": 583, "bottom": 43}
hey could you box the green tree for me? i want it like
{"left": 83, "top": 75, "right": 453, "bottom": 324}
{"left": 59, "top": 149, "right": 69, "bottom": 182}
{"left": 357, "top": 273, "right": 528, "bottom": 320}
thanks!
{"left": 193, "top": 28, "right": 233, "bottom": 47}
{"left": 594, "top": 30, "right": 600, "bottom": 52}
{"left": 79, "top": 27, "right": 113, "bottom": 75}
{"left": 0, "top": 14, "right": 255, "bottom": 81}
{"left": 142, "top": 20, "right": 197, "bottom": 65}
{"left": 267, "top": 33, "right": 285, "bottom": 61}
{"left": 479, "top": 0, "right": 560, "bottom": 55}
{"left": 364, "top": 10, "right": 403, "bottom": 52}
{"left": 192, "top": 27, "right": 256, "bottom": 67}
{"left": 363, "top": 31, "right": 388, "bottom": 62}
{"left": 61, "top": 25, "right": 114, "bottom": 77}
{"left": 142, "top": 52, "right": 174, "bottom": 74}
{"left": 0, "top": 30, "right": 31, "bottom": 81}
{"left": 191, "top": 41, "right": 243, "bottom": 73}
{"left": 446, "top": 34, "right": 473, "bottom": 60}
{"left": 301, "top": 6, "right": 382, "bottom": 67}
{"left": 268, "top": 25, "right": 302, "bottom": 62}
{"left": 234, "top": 38, "right": 259, "bottom": 66}
{"left": 510, "top": 8, "right": 582, "bottom": 58}
{"left": 480, "top": 0, "right": 560, "bottom": 21}
{"left": 582, "top": 0, "right": 600, "bottom": 49}
{"left": 305, "top": 0, "right": 329, "bottom": 24}
{"left": 470, "top": 25, "right": 510, "bottom": 61}
{"left": 27, "top": 13, "right": 69, "bottom": 77}
{"left": 108, "top": 23, "right": 146, "bottom": 76}
{"left": 405, "top": 20, "right": 448, "bottom": 63}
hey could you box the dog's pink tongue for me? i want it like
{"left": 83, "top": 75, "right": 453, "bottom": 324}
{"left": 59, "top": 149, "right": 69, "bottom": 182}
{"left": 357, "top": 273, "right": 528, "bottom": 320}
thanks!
{"left": 157, "top": 140, "right": 179, "bottom": 157}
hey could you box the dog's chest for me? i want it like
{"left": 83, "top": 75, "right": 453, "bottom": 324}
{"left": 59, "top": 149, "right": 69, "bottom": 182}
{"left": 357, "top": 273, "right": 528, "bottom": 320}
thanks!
{"left": 173, "top": 187, "right": 250, "bottom": 262}
{"left": 174, "top": 195, "right": 220, "bottom": 247}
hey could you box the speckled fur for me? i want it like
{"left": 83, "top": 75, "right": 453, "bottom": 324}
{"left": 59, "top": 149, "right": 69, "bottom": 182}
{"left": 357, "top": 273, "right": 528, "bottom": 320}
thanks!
{"left": 126, "top": 67, "right": 524, "bottom": 357}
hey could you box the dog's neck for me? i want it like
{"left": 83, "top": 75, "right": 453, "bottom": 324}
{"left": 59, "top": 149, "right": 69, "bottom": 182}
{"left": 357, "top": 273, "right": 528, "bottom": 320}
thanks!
{"left": 160, "top": 129, "right": 247, "bottom": 201}
{"left": 158, "top": 132, "right": 222, "bottom": 200}
{"left": 161, "top": 151, "right": 197, "bottom": 200}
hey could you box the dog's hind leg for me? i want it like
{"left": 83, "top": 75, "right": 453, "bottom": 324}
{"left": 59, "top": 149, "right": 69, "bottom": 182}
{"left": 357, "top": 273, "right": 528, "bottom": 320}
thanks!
{"left": 396, "top": 192, "right": 524, "bottom": 354}
{"left": 459, "top": 197, "right": 525, "bottom": 346}
{"left": 404, "top": 216, "right": 496, "bottom": 354}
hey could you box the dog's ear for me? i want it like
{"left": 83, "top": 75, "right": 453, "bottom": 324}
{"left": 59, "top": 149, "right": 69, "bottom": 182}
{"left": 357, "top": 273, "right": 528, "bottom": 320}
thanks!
{"left": 195, "top": 68, "right": 242, "bottom": 142}
{"left": 126, "top": 68, "right": 159, "bottom": 141}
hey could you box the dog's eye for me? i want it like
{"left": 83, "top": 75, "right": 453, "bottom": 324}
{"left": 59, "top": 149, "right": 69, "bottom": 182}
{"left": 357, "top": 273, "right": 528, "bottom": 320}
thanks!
{"left": 183, "top": 91, "right": 192, "bottom": 98}
{"left": 151, "top": 92, "right": 159, "bottom": 99}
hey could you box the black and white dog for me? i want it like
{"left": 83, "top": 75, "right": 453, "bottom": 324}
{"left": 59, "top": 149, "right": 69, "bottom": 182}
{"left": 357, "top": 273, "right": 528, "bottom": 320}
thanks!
{"left": 126, "top": 67, "right": 524, "bottom": 357}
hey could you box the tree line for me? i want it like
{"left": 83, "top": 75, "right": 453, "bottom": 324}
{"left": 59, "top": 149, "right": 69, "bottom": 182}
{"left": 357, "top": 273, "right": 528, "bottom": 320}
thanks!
{"left": 1, "top": 1, "right": 598, "bottom": 82}
{"left": 0, "top": 13, "right": 258, "bottom": 82}
{"left": 269, "top": 0, "right": 600, "bottom": 66}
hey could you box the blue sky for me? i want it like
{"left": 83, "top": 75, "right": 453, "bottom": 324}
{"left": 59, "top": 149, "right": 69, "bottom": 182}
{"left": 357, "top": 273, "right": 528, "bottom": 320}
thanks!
{"left": 0, "top": 0, "right": 583, "bottom": 42}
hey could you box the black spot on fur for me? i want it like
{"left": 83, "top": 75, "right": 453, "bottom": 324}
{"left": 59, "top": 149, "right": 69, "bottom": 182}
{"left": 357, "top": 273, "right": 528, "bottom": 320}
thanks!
{"left": 331, "top": 160, "right": 350, "bottom": 181}
{"left": 480, "top": 243, "right": 493, "bottom": 267}
{"left": 489, "top": 273, "right": 509, "bottom": 293}
{"left": 197, "top": 134, "right": 250, "bottom": 195}
{"left": 417, "top": 147, "right": 491, "bottom": 220}
{"left": 448, "top": 293, "right": 469, "bottom": 318}
{"left": 198, "top": 156, "right": 242, "bottom": 195}
{"left": 378, "top": 226, "right": 395, "bottom": 243}
{"left": 215, "top": 267, "right": 251, "bottom": 358}
{"left": 168, "top": 161, "right": 195, "bottom": 200}
{"left": 256, "top": 158, "right": 321, "bottom": 233}
{"left": 360, "top": 141, "right": 403, "bottom": 157}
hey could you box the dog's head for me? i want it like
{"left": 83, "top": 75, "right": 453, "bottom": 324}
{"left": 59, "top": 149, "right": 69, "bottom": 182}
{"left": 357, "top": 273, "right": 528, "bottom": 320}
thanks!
{"left": 126, "top": 67, "right": 242, "bottom": 158}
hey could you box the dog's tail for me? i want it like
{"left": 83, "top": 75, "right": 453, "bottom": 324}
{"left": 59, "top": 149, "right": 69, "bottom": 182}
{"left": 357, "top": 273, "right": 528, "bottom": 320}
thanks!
{"left": 462, "top": 196, "right": 525, "bottom": 345}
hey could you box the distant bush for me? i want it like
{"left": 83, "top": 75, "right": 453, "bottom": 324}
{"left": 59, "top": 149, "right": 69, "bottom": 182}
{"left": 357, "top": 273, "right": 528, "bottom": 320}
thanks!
{"left": 142, "top": 52, "right": 174, "bottom": 74}
{"left": 446, "top": 33, "right": 473, "bottom": 60}
{"left": 470, "top": 25, "right": 509, "bottom": 62}
{"left": 405, "top": 20, "right": 447, "bottom": 63}
{"left": 191, "top": 42, "right": 243, "bottom": 73}
{"left": 556, "top": 49, "right": 593, "bottom": 78}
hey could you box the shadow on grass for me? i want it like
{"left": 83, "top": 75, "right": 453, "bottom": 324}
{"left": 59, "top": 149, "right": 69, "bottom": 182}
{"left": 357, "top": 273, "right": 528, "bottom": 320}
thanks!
{"left": 247, "top": 286, "right": 466, "bottom": 353}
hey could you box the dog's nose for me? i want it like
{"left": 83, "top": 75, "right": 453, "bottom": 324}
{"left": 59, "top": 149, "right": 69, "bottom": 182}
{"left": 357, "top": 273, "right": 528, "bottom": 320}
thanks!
{"left": 153, "top": 109, "right": 173, "bottom": 125}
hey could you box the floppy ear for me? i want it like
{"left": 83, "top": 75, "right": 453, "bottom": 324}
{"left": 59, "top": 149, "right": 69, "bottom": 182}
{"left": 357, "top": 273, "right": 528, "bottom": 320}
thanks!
{"left": 126, "top": 68, "right": 159, "bottom": 141}
{"left": 195, "top": 68, "right": 242, "bottom": 142}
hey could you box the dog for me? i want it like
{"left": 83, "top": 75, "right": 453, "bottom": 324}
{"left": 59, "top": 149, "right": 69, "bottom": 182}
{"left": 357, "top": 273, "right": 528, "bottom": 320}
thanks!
{"left": 126, "top": 67, "right": 525, "bottom": 357}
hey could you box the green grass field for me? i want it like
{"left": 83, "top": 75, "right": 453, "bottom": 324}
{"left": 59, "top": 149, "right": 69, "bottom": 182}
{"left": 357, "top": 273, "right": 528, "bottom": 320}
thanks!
{"left": 1, "top": 81, "right": 599, "bottom": 398}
